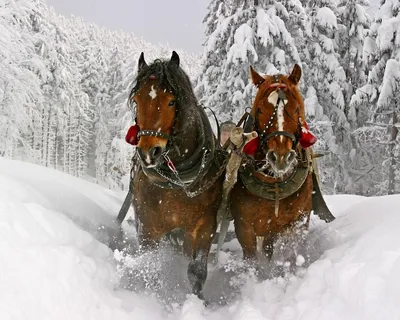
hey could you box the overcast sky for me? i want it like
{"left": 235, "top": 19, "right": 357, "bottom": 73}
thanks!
{"left": 45, "top": 0, "right": 209, "bottom": 54}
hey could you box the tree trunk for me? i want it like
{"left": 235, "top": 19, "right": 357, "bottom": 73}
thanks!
{"left": 46, "top": 108, "right": 52, "bottom": 167}
{"left": 388, "top": 111, "right": 397, "bottom": 195}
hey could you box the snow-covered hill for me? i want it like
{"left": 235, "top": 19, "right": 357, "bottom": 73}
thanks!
{"left": 0, "top": 158, "right": 399, "bottom": 320}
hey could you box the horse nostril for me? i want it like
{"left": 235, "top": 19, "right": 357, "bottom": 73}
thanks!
{"left": 286, "top": 150, "right": 296, "bottom": 163}
{"left": 149, "top": 146, "right": 163, "bottom": 159}
{"left": 267, "top": 151, "right": 278, "bottom": 164}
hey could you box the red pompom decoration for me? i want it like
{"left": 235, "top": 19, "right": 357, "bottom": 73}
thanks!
{"left": 299, "top": 122, "right": 317, "bottom": 148}
{"left": 125, "top": 124, "right": 140, "bottom": 146}
{"left": 243, "top": 136, "right": 260, "bottom": 155}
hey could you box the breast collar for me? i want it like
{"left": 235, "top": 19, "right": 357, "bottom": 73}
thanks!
{"left": 140, "top": 105, "right": 220, "bottom": 194}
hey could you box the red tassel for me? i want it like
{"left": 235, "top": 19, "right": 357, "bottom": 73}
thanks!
{"left": 243, "top": 136, "right": 260, "bottom": 155}
{"left": 299, "top": 122, "right": 317, "bottom": 148}
{"left": 125, "top": 124, "right": 140, "bottom": 146}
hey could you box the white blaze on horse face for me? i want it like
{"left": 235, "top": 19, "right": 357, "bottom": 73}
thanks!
{"left": 268, "top": 90, "right": 285, "bottom": 142}
{"left": 149, "top": 85, "right": 157, "bottom": 100}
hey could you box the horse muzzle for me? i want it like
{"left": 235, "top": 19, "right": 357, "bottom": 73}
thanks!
{"left": 137, "top": 144, "right": 166, "bottom": 168}
{"left": 266, "top": 149, "right": 297, "bottom": 177}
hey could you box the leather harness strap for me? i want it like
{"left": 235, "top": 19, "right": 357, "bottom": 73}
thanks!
{"left": 239, "top": 76, "right": 307, "bottom": 201}
{"left": 137, "top": 130, "right": 171, "bottom": 141}
{"left": 140, "top": 105, "right": 228, "bottom": 197}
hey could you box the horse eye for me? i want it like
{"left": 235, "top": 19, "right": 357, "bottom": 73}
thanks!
{"left": 168, "top": 100, "right": 176, "bottom": 107}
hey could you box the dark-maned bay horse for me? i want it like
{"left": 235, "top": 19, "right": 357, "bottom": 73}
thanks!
{"left": 129, "top": 51, "right": 227, "bottom": 300}
{"left": 230, "top": 64, "right": 333, "bottom": 265}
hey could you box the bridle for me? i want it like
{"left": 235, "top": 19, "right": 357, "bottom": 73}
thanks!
{"left": 254, "top": 75, "right": 300, "bottom": 152}
{"left": 132, "top": 74, "right": 174, "bottom": 144}
{"left": 239, "top": 74, "right": 311, "bottom": 209}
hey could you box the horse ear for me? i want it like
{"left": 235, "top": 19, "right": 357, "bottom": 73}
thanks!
{"left": 289, "top": 64, "right": 302, "bottom": 85}
{"left": 169, "top": 51, "right": 180, "bottom": 68}
{"left": 250, "top": 66, "right": 265, "bottom": 87}
{"left": 138, "top": 52, "right": 147, "bottom": 71}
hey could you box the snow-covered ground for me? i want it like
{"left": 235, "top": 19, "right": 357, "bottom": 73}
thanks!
{"left": 0, "top": 158, "right": 399, "bottom": 320}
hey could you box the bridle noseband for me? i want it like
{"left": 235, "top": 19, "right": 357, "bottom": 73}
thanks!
{"left": 137, "top": 129, "right": 172, "bottom": 142}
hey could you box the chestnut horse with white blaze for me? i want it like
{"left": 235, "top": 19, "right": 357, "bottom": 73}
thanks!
{"left": 128, "top": 51, "right": 227, "bottom": 301}
{"left": 230, "top": 64, "right": 332, "bottom": 264}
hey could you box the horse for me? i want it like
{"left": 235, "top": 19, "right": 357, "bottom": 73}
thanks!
{"left": 128, "top": 51, "right": 227, "bottom": 301}
{"left": 229, "top": 64, "right": 327, "bottom": 266}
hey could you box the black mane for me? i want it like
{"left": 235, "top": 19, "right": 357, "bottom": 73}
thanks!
{"left": 128, "top": 57, "right": 214, "bottom": 163}
{"left": 129, "top": 59, "right": 198, "bottom": 112}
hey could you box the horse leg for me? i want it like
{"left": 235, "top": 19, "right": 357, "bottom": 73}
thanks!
{"left": 234, "top": 219, "right": 257, "bottom": 261}
{"left": 184, "top": 216, "right": 216, "bottom": 301}
{"left": 263, "top": 232, "right": 278, "bottom": 261}
{"left": 137, "top": 226, "right": 162, "bottom": 252}
{"left": 280, "top": 214, "right": 311, "bottom": 273}
{"left": 293, "top": 213, "right": 311, "bottom": 267}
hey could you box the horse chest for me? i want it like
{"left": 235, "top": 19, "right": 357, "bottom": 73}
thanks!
{"left": 133, "top": 170, "right": 221, "bottom": 231}
{"left": 230, "top": 176, "right": 313, "bottom": 234}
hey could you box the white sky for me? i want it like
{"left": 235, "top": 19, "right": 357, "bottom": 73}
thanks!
{"left": 45, "top": 0, "right": 209, "bottom": 54}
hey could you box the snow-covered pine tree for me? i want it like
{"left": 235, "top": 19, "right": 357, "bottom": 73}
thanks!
{"left": 334, "top": 0, "right": 373, "bottom": 194}
{"left": 86, "top": 45, "right": 109, "bottom": 178}
{"left": 351, "top": 0, "right": 400, "bottom": 194}
{"left": 0, "top": 0, "right": 202, "bottom": 189}
{"left": 0, "top": 0, "right": 43, "bottom": 159}
{"left": 93, "top": 83, "right": 112, "bottom": 184}
{"left": 105, "top": 45, "right": 131, "bottom": 189}
{"left": 370, "top": 0, "right": 400, "bottom": 194}
{"left": 337, "top": 0, "right": 370, "bottom": 128}
{"left": 195, "top": 0, "right": 233, "bottom": 121}
{"left": 303, "top": 87, "right": 337, "bottom": 191}
{"left": 197, "top": 0, "right": 303, "bottom": 123}
{"left": 301, "top": 0, "right": 354, "bottom": 192}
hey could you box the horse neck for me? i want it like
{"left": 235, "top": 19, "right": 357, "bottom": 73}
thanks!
{"left": 170, "top": 104, "right": 214, "bottom": 164}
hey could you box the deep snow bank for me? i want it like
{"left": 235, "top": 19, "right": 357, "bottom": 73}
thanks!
{"left": 0, "top": 158, "right": 399, "bottom": 320}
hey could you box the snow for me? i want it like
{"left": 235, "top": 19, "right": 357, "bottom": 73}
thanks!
{"left": 1, "top": 158, "right": 400, "bottom": 319}
{"left": 315, "top": 7, "right": 338, "bottom": 30}
{"left": 377, "top": 17, "right": 400, "bottom": 52}
{"left": 367, "top": 0, "right": 382, "bottom": 17}
{"left": 377, "top": 59, "right": 400, "bottom": 108}
{"left": 227, "top": 24, "right": 258, "bottom": 64}
{"left": 256, "top": 8, "right": 278, "bottom": 47}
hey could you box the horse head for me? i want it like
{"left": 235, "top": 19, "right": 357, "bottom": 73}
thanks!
{"left": 130, "top": 51, "right": 181, "bottom": 168}
{"left": 250, "top": 64, "right": 306, "bottom": 177}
